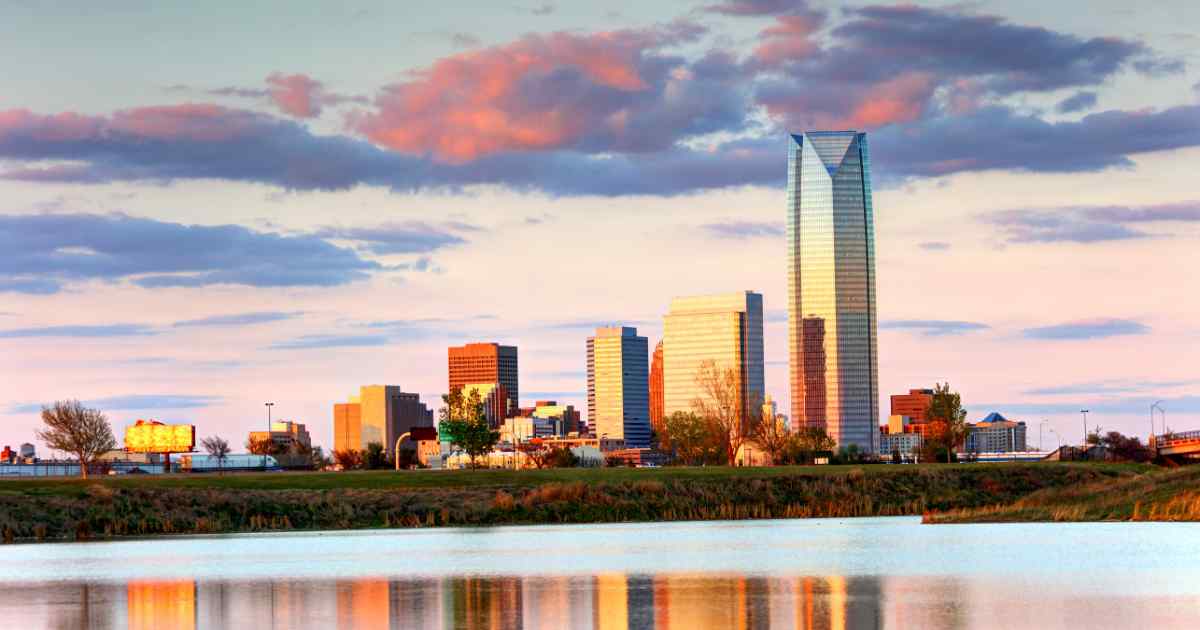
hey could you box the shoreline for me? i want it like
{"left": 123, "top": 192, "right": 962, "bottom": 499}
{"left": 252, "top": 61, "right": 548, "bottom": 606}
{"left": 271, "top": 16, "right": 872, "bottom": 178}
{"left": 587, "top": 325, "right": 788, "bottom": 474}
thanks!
{"left": 0, "top": 463, "right": 1183, "bottom": 544}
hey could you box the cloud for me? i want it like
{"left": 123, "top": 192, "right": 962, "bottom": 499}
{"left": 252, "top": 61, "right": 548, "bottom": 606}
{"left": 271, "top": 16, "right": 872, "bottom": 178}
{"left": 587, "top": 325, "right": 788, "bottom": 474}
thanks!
{"left": 703, "top": 0, "right": 815, "bottom": 16}
{"left": 880, "top": 319, "right": 990, "bottom": 336}
{"left": 267, "top": 334, "right": 391, "bottom": 350}
{"left": 1023, "top": 379, "right": 1195, "bottom": 397}
{"left": 918, "top": 241, "right": 951, "bottom": 251}
{"left": 449, "top": 32, "right": 481, "bottom": 49}
{"left": 975, "top": 395, "right": 1200, "bottom": 416}
{"left": 751, "top": 4, "right": 1180, "bottom": 131}
{"left": 172, "top": 311, "right": 301, "bottom": 328}
{"left": 349, "top": 22, "right": 747, "bottom": 163}
{"left": 986, "top": 201, "right": 1200, "bottom": 243}
{"left": 0, "top": 323, "right": 156, "bottom": 338}
{"left": 1021, "top": 318, "right": 1149, "bottom": 340}
{"left": 0, "top": 212, "right": 381, "bottom": 293}
{"left": 9, "top": 394, "right": 221, "bottom": 414}
{"left": 0, "top": 277, "right": 61, "bottom": 295}
{"left": 871, "top": 105, "right": 1200, "bottom": 180}
{"left": 1056, "top": 91, "right": 1098, "bottom": 113}
{"left": 316, "top": 221, "right": 474, "bottom": 255}
{"left": 522, "top": 2, "right": 555, "bottom": 15}
{"left": 701, "top": 220, "right": 784, "bottom": 239}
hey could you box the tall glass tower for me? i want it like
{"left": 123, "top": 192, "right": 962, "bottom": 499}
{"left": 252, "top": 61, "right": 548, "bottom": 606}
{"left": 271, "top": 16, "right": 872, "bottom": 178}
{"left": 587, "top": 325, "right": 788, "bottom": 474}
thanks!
{"left": 787, "top": 131, "right": 879, "bottom": 454}
{"left": 587, "top": 326, "right": 651, "bottom": 448}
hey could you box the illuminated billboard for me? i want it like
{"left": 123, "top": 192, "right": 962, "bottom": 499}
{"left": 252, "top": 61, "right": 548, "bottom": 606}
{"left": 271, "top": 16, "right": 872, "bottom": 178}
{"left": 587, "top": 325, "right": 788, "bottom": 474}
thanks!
{"left": 125, "top": 420, "right": 196, "bottom": 453}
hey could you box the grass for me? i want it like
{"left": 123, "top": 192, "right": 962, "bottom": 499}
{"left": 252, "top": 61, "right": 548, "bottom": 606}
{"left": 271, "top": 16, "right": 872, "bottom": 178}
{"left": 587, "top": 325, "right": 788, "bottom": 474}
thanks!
{"left": 924, "top": 465, "right": 1200, "bottom": 523}
{"left": 0, "top": 462, "right": 1161, "bottom": 542}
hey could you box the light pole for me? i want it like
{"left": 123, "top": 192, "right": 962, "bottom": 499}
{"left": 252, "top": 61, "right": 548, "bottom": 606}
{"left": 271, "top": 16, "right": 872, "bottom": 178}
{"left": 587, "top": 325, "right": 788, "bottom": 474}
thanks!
{"left": 264, "top": 402, "right": 275, "bottom": 468}
{"left": 1080, "top": 409, "right": 1089, "bottom": 447}
{"left": 1150, "top": 401, "right": 1164, "bottom": 442}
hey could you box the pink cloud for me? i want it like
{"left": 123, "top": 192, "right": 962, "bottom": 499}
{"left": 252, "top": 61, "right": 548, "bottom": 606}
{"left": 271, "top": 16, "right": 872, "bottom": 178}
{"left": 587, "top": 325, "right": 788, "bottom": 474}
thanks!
{"left": 352, "top": 25, "right": 704, "bottom": 163}
{"left": 267, "top": 73, "right": 325, "bottom": 118}
{"left": 753, "top": 14, "right": 823, "bottom": 65}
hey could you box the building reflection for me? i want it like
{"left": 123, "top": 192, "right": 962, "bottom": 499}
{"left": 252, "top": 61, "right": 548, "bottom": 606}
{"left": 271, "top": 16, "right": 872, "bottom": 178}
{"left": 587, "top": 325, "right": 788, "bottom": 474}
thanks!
{"left": 20, "top": 572, "right": 925, "bottom": 629}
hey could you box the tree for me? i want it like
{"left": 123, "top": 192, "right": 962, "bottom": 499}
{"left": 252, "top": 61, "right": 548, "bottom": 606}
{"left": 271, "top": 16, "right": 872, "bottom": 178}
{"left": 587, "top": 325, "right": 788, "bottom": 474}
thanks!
{"left": 246, "top": 436, "right": 275, "bottom": 455}
{"left": 662, "top": 411, "right": 723, "bottom": 465}
{"left": 1100, "top": 431, "right": 1153, "bottom": 462}
{"left": 309, "top": 445, "right": 332, "bottom": 470}
{"left": 785, "top": 426, "right": 837, "bottom": 464}
{"left": 547, "top": 447, "right": 580, "bottom": 468}
{"left": 752, "top": 411, "right": 792, "bottom": 465}
{"left": 36, "top": 400, "right": 116, "bottom": 479}
{"left": 691, "top": 360, "right": 759, "bottom": 466}
{"left": 332, "top": 449, "right": 363, "bottom": 470}
{"left": 439, "top": 387, "right": 499, "bottom": 468}
{"left": 364, "top": 442, "right": 388, "bottom": 469}
{"left": 200, "top": 436, "right": 231, "bottom": 474}
{"left": 922, "top": 382, "right": 968, "bottom": 463}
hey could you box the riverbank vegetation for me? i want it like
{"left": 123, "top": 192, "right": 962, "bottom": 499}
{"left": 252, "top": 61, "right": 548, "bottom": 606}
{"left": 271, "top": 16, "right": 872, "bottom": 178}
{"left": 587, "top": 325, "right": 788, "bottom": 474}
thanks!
{"left": 0, "top": 463, "right": 1148, "bottom": 543}
{"left": 924, "top": 465, "right": 1200, "bottom": 523}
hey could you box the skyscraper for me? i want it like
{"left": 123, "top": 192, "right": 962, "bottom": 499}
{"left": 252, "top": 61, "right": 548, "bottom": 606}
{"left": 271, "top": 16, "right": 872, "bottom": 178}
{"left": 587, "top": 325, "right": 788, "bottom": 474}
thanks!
{"left": 787, "top": 131, "right": 879, "bottom": 453}
{"left": 587, "top": 326, "right": 651, "bottom": 448}
{"left": 649, "top": 340, "right": 664, "bottom": 436}
{"left": 448, "top": 342, "right": 518, "bottom": 415}
{"left": 662, "top": 291, "right": 765, "bottom": 420}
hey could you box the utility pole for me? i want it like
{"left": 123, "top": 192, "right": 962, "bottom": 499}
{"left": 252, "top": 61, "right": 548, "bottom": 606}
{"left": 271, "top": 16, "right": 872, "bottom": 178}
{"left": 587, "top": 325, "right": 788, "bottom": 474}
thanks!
{"left": 1080, "top": 409, "right": 1089, "bottom": 447}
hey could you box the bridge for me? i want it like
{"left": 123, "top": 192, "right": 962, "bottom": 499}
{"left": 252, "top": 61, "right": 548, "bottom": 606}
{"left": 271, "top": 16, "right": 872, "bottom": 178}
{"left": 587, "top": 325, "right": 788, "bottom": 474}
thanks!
{"left": 1153, "top": 430, "right": 1200, "bottom": 460}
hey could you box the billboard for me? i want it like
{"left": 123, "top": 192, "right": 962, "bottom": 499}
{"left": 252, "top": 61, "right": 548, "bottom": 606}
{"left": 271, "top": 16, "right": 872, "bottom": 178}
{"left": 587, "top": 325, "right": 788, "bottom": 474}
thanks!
{"left": 125, "top": 420, "right": 196, "bottom": 453}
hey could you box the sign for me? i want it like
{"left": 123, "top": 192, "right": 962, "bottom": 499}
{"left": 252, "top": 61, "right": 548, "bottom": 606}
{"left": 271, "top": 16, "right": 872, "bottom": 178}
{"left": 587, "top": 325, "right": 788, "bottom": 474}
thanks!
{"left": 125, "top": 420, "right": 195, "bottom": 453}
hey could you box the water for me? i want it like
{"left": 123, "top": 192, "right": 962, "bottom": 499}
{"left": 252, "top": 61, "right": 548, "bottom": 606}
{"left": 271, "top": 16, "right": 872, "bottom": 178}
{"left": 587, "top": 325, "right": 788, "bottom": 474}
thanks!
{"left": 1, "top": 517, "right": 1197, "bottom": 629}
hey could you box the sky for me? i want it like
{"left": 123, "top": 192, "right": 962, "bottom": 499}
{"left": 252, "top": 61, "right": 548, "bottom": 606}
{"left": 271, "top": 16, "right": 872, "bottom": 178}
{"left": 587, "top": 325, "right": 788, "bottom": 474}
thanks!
{"left": 2, "top": 0, "right": 1198, "bottom": 455}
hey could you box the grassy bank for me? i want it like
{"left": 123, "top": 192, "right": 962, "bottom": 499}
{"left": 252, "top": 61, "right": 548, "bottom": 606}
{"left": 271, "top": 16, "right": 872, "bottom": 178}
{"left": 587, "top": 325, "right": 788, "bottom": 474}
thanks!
{"left": 0, "top": 463, "right": 1149, "bottom": 543}
{"left": 924, "top": 465, "right": 1200, "bottom": 523}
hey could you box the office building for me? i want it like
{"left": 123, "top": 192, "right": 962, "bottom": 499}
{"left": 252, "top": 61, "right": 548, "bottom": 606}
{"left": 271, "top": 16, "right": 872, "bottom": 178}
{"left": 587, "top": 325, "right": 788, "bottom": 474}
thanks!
{"left": 530, "top": 400, "right": 583, "bottom": 435}
{"left": 587, "top": 326, "right": 652, "bottom": 448}
{"left": 332, "top": 385, "right": 433, "bottom": 454}
{"left": 787, "top": 131, "right": 879, "bottom": 453}
{"left": 965, "top": 412, "right": 1028, "bottom": 454}
{"left": 891, "top": 389, "right": 934, "bottom": 422}
{"left": 880, "top": 431, "right": 922, "bottom": 459}
{"left": 662, "top": 291, "right": 765, "bottom": 421}
{"left": 448, "top": 342, "right": 518, "bottom": 415}
{"left": 248, "top": 420, "right": 312, "bottom": 453}
{"left": 649, "top": 340, "right": 664, "bottom": 435}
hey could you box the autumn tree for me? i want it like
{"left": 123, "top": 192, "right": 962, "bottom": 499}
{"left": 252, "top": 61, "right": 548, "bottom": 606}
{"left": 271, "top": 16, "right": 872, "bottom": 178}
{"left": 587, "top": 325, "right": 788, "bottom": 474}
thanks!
{"left": 691, "top": 360, "right": 760, "bottom": 466}
{"left": 200, "top": 436, "right": 230, "bottom": 473}
{"left": 36, "top": 400, "right": 116, "bottom": 479}
{"left": 440, "top": 387, "right": 499, "bottom": 469}
{"left": 332, "top": 449, "right": 363, "bottom": 470}
{"left": 785, "top": 426, "right": 837, "bottom": 464}
{"left": 246, "top": 436, "right": 275, "bottom": 455}
{"left": 922, "top": 382, "right": 968, "bottom": 463}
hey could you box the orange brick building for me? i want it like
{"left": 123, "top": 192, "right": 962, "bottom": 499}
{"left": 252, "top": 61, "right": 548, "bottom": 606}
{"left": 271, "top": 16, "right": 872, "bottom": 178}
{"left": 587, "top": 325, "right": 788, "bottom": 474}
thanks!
{"left": 448, "top": 342, "right": 518, "bottom": 414}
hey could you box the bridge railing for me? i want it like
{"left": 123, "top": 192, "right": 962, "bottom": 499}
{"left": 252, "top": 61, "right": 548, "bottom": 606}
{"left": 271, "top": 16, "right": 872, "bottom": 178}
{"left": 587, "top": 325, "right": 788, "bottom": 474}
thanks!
{"left": 1155, "top": 430, "right": 1200, "bottom": 448}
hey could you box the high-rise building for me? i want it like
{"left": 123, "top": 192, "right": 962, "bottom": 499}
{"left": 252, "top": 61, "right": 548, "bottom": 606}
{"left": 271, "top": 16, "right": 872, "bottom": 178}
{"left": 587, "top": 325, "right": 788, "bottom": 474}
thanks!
{"left": 448, "top": 343, "right": 519, "bottom": 415}
{"left": 787, "top": 131, "right": 879, "bottom": 453}
{"left": 662, "top": 291, "right": 765, "bottom": 420}
{"left": 332, "top": 385, "right": 433, "bottom": 454}
{"left": 891, "top": 389, "right": 934, "bottom": 422}
{"left": 649, "top": 340, "right": 664, "bottom": 435}
{"left": 587, "top": 326, "right": 651, "bottom": 448}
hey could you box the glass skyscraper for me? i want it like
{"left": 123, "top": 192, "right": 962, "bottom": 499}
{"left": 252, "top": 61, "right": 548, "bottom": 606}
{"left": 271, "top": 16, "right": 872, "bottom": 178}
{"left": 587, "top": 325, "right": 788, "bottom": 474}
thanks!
{"left": 587, "top": 326, "right": 651, "bottom": 448}
{"left": 787, "top": 131, "right": 879, "bottom": 454}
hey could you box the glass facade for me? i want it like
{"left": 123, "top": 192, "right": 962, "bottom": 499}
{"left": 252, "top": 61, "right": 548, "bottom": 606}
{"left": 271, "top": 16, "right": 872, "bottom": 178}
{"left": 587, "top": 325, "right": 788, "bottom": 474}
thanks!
{"left": 586, "top": 326, "right": 651, "bottom": 448}
{"left": 662, "top": 292, "right": 765, "bottom": 420}
{"left": 787, "top": 131, "right": 879, "bottom": 454}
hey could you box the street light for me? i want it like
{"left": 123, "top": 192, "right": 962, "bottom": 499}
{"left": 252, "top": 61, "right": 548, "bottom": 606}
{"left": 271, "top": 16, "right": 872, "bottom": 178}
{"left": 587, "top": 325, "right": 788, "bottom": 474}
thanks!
{"left": 1080, "top": 409, "right": 1089, "bottom": 447}
{"left": 1150, "top": 401, "right": 1164, "bottom": 441}
{"left": 263, "top": 402, "right": 275, "bottom": 469}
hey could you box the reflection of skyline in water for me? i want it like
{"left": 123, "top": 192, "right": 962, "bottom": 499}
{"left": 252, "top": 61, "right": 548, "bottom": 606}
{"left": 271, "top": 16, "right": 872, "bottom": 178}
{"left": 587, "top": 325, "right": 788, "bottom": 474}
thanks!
{"left": 23, "top": 573, "right": 966, "bottom": 630}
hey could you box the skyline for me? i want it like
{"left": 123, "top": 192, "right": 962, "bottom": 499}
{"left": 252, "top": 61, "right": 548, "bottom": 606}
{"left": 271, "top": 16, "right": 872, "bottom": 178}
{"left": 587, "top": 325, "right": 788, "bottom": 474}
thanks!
{"left": 2, "top": 0, "right": 1199, "bottom": 453}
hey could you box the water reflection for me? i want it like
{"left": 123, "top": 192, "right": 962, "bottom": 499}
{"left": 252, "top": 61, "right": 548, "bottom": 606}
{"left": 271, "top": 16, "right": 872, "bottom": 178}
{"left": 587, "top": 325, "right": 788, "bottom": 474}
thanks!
{"left": 12, "top": 573, "right": 971, "bottom": 630}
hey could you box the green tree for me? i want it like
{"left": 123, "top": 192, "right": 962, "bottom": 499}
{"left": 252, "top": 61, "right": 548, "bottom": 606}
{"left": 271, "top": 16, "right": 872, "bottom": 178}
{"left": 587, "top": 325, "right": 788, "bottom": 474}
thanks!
{"left": 36, "top": 400, "right": 116, "bottom": 479}
{"left": 752, "top": 410, "right": 792, "bottom": 465}
{"left": 332, "top": 449, "right": 363, "bottom": 470}
{"left": 439, "top": 387, "right": 499, "bottom": 469}
{"left": 922, "top": 382, "right": 968, "bottom": 463}
{"left": 308, "top": 445, "right": 332, "bottom": 470}
{"left": 662, "top": 411, "right": 723, "bottom": 465}
{"left": 364, "top": 442, "right": 388, "bottom": 469}
{"left": 784, "top": 426, "right": 836, "bottom": 464}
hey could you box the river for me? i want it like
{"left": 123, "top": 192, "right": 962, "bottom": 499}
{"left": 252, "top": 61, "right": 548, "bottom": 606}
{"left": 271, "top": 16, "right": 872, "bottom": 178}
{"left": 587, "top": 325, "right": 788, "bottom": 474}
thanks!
{"left": 1, "top": 516, "right": 1197, "bottom": 629}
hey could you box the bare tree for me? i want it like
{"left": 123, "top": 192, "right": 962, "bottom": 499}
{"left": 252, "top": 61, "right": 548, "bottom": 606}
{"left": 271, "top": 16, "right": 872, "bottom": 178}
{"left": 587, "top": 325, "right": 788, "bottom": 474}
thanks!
{"left": 201, "top": 436, "right": 231, "bottom": 473}
{"left": 35, "top": 400, "right": 116, "bottom": 479}
{"left": 691, "top": 360, "right": 759, "bottom": 466}
{"left": 752, "top": 410, "right": 792, "bottom": 465}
